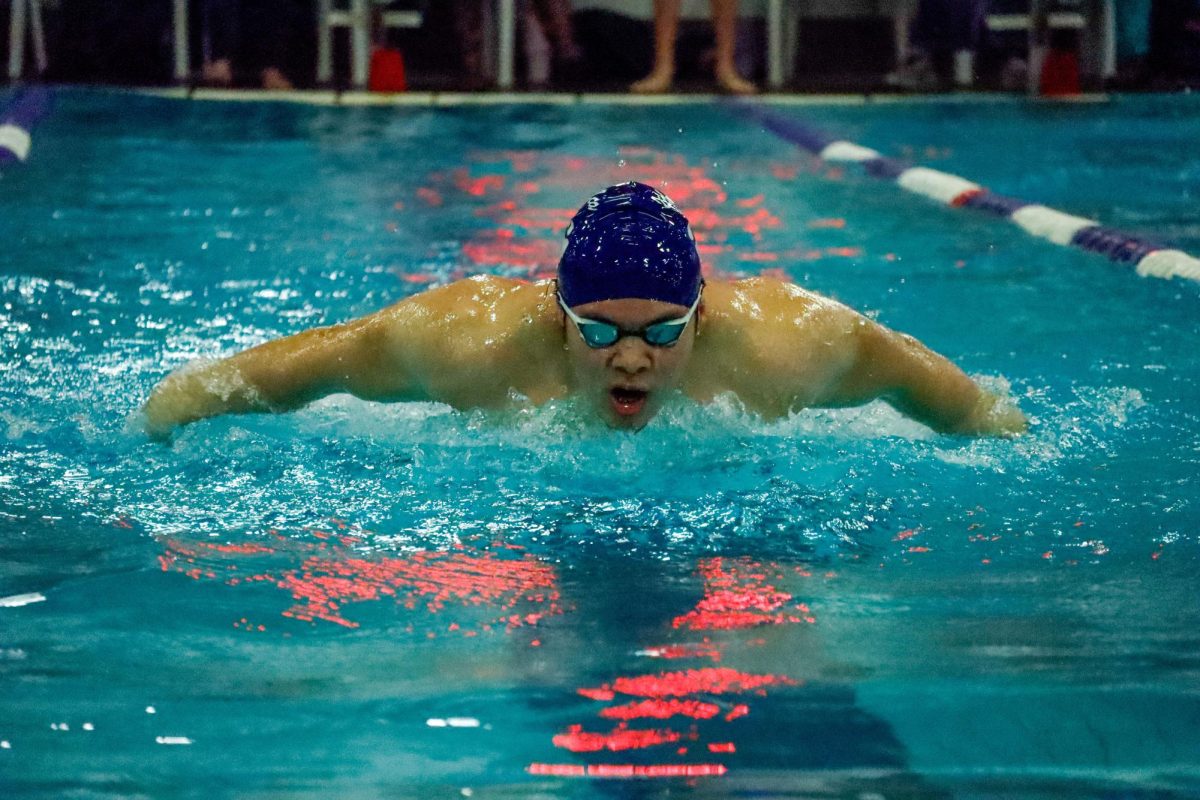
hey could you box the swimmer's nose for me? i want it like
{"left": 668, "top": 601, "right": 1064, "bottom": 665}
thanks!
{"left": 608, "top": 338, "right": 652, "bottom": 374}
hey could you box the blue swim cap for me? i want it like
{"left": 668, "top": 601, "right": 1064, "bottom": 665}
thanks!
{"left": 557, "top": 182, "right": 701, "bottom": 308}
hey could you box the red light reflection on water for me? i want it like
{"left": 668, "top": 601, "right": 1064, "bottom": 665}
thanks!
{"left": 672, "top": 557, "right": 816, "bottom": 630}
{"left": 553, "top": 723, "right": 691, "bottom": 753}
{"left": 160, "top": 530, "right": 817, "bottom": 782}
{"left": 528, "top": 557, "right": 815, "bottom": 780}
{"left": 583, "top": 667, "right": 797, "bottom": 700}
{"left": 637, "top": 642, "right": 722, "bottom": 661}
{"left": 407, "top": 148, "right": 808, "bottom": 281}
{"left": 535, "top": 665, "right": 796, "bottom": 779}
{"left": 598, "top": 699, "right": 722, "bottom": 722}
{"left": 528, "top": 763, "right": 728, "bottom": 778}
{"left": 159, "top": 530, "right": 562, "bottom": 632}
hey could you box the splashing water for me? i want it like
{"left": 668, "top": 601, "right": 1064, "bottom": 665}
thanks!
{"left": 2, "top": 90, "right": 1199, "bottom": 799}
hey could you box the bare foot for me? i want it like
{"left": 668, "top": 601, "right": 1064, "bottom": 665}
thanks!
{"left": 261, "top": 67, "right": 294, "bottom": 91}
{"left": 715, "top": 67, "right": 757, "bottom": 95}
{"left": 630, "top": 68, "right": 674, "bottom": 94}
{"left": 201, "top": 58, "right": 233, "bottom": 87}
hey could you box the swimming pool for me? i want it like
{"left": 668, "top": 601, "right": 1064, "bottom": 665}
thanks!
{"left": 2, "top": 88, "right": 1198, "bottom": 798}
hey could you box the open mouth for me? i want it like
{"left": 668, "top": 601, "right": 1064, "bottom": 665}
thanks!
{"left": 609, "top": 387, "right": 649, "bottom": 418}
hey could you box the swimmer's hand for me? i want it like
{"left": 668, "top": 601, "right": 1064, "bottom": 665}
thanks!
{"left": 140, "top": 363, "right": 253, "bottom": 442}
{"left": 948, "top": 391, "right": 1028, "bottom": 437}
{"left": 140, "top": 377, "right": 185, "bottom": 443}
{"left": 140, "top": 405, "right": 175, "bottom": 443}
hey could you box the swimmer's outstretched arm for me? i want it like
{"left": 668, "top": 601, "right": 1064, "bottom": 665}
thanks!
{"left": 830, "top": 317, "right": 1027, "bottom": 437}
{"left": 141, "top": 307, "right": 419, "bottom": 440}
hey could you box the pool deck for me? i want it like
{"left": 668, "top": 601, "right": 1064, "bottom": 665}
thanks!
{"left": 134, "top": 87, "right": 1113, "bottom": 107}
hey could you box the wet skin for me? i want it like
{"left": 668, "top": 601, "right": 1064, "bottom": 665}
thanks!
{"left": 562, "top": 296, "right": 698, "bottom": 430}
{"left": 143, "top": 275, "right": 1027, "bottom": 438}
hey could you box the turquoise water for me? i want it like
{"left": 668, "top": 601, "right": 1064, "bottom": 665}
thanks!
{"left": 2, "top": 89, "right": 1199, "bottom": 798}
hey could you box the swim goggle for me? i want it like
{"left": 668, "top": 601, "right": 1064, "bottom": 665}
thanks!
{"left": 557, "top": 289, "right": 701, "bottom": 349}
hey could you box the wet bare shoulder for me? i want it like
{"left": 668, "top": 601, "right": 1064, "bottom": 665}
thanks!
{"left": 374, "top": 277, "right": 562, "bottom": 406}
{"left": 703, "top": 279, "right": 859, "bottom": 345}
{"left": 691, "top": 278, "right": 864, "bottom": 414}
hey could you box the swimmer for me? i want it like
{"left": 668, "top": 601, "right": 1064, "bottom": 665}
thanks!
{"left": 142, "top": 181, "right": 1026, "bottom": 439}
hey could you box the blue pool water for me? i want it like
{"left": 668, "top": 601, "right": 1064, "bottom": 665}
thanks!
{"left": 2, "top": 89, "right": 1199, "bottom": 798}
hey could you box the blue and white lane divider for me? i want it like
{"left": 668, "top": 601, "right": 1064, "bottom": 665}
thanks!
{"left": 737, "top": 103, "right": 1200, "bottom": 284}
{"left": 0, "top": 87, "right": 52, "bottom": 168}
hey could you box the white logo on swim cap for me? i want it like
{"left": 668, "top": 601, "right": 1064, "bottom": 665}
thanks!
{"left": 587, "top": 197, "right": 600, "bottom": 211}
{"left": 650, "top": 190, "right": 677, "bottom": 211}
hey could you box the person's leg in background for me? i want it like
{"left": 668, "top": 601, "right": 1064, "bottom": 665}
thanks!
{"left": 201, "top": 0, "right": 239, "bottom": 85}
{"left": 452, "top": 0, "right": 489, "bottom": 89}
{"left": 894, "top": 0, "right": 984, "bottom": 89}
{"left": 710, "top": 0, "right": 755, "bottom": 92}
{"left": 630, "top": 0, "right": 682, "bottom": 93}
{"left": 571, "top": 7, "right": 653, "bottom": 88}
{"left": 241, "top": 0, "right": 300, "bottom": 89}
{"left": 529, "top": 0, "right": 583, "bottom": 83}
{"left": 630, "top": 0, "right": 755, "bottom": 93}
{"left": 1113, "top": 0, "right": 1151, "bottom": 85}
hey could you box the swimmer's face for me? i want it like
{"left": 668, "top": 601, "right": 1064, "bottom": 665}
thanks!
{"left": 562, "top": 297, "right": 698, "bottom": 429}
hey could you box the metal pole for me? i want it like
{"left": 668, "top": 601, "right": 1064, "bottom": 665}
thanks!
{"left": 9, "top": 0, "right": 27, "bottom": 81}
{"left": 173, "top": 0, "right": 190, "bottom": 82}
{"left": 1100, "top": 0, "right": 1117, "bottom": 79}
{"left": 767, "top": 0, "right": 782, "bottom": 89}
{"left": 351, "top": 0, "right": 370, "bottom": 88}
{"left": 1027, "top": 0, "right": 1046, "bottom": 96}
{"left": 497, "top": 0, "right": 515, "bottom": 89}
{"left": 317, "top": 0, "right": 332, "bottom": 84}
{"left": 29, "top": 0, "right": 47, "bottom": 74}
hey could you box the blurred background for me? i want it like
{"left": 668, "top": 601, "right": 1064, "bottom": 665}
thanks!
{"left": 3, "top": 0, "right": 1199, "bottom": 94}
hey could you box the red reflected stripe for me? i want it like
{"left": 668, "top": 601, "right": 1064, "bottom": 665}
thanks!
{"left": 552, "top": 724, "right": 687, "bottom": 752}
{"left": 527, "top": 763, "right": 727, "bottom": 778}
{"left": 599, "top": 699, "right": 721, "bottom": 721}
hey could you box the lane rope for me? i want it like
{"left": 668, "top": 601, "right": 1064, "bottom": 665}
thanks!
{"left": 735, "top": 102, "right": 1200, "bottom": 284}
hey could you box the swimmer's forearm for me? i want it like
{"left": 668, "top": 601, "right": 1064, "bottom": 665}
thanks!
{"left": 845, "top": 320, "right": 1027, "bottom": 437}
{"left": 884, "top": 373, "right": 1027, "bottom": 437}
{"left": 141, "top": 317, "right": 422, "bottom": 437}
{"left": 938, "top": 389, "right": 1028, "bottom": 437}
{"left": 142, "top": 358, "right": 297, "bottom": 437}
{"left": 141, "top": 330, "right": 355, "bottom": 436}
